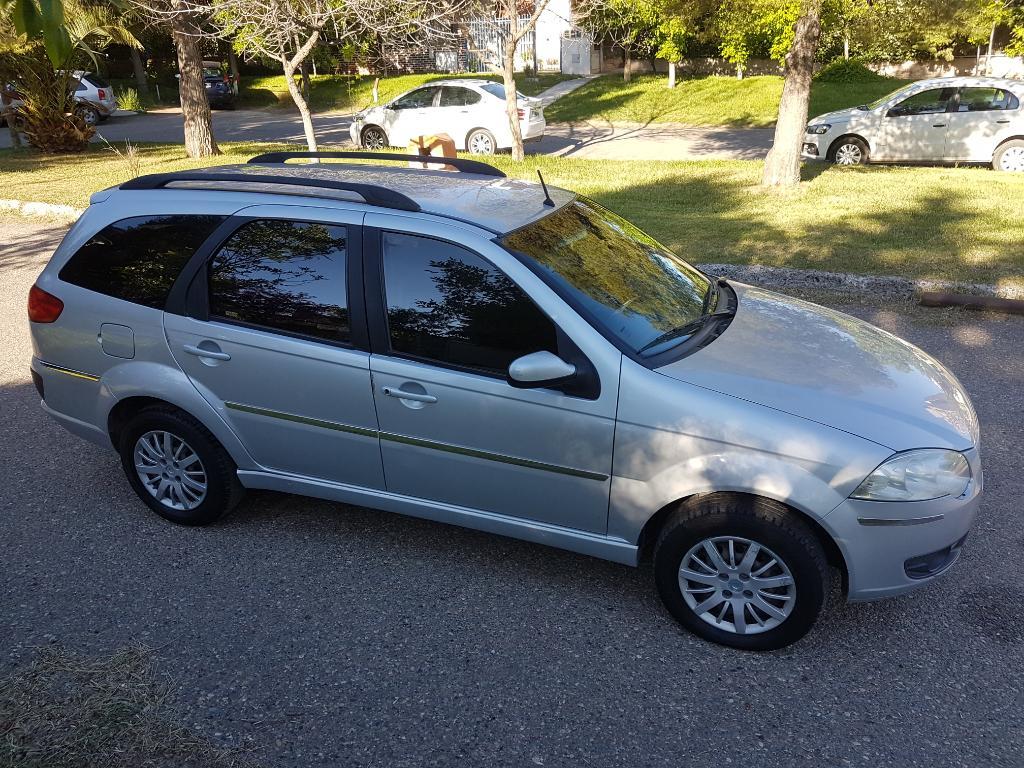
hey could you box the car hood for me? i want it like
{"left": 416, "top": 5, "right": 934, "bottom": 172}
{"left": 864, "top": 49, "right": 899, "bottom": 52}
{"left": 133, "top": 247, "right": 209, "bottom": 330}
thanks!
{"left": 655, "top": 284, "right": 978, "bottom": 452}
{"left": 809, "top": 106, "right": 864, "bottom": 125}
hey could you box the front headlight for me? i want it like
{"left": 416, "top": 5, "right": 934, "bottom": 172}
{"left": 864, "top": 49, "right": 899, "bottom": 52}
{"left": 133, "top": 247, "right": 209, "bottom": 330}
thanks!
{"left": 851, "top": 449, "right": 971, "bottom": 502}
{"left": 806, "top": 124, "right": 831, "bottom": 135}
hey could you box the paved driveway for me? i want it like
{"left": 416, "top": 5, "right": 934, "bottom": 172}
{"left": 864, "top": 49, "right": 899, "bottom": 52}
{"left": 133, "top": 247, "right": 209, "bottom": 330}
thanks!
{"left": 2, "top": 217, "right": 1023, "bottom": 767}
{"left": 0, "top": 108, "right": 774, "bottom": 160}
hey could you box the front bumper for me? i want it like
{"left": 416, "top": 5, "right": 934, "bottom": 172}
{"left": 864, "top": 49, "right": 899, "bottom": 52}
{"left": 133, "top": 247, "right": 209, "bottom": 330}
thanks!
{"left": 825, "top": 453, "right": 982, "bottom": 601}
{"left": 802, "top": 135, "right": 827, "bottom": 161}
{"left": 349, "top": 120, "right": 363, "bottom": 146}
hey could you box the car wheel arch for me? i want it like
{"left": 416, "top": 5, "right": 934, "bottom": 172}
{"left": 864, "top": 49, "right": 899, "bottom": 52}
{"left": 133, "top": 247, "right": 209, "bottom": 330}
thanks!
{"left": 635, "top": 491, "right": 849, "bottom": 591}
{"left": 466, "top": 127, "right": 498, "bottom": 152}
{"left": 992, "top": 135, "right": 1024, "bottom": 166}
{"left": 361, "top": 124, "right": 388, "bottom": 145}
{"left": 827, "top": 133, "right": 871, "bottom": 162}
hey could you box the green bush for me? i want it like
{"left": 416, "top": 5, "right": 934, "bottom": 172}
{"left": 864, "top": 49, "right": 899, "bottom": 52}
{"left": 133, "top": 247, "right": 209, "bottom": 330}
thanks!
{"left": 814, "top": 59, "right": 886, "bottom": 84}
{"left": 116, "top": 87, "right": 146, "bottom": 113}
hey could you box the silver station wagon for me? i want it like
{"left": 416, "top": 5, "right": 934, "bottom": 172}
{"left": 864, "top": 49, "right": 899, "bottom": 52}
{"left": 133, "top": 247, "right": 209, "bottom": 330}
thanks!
{"left": 28, "top": 152, "right": 982, "bottom": 650}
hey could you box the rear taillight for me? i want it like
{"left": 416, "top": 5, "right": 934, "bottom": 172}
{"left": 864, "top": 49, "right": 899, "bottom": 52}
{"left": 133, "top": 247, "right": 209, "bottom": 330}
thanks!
{"left": 517, "top": 108, "right": 525, "bottom": 119}
{"left": 28, "top": 284, "right": 64, "bottom": 323}
{"left": 97, "top": 88, "right": 106, "bottom": 100}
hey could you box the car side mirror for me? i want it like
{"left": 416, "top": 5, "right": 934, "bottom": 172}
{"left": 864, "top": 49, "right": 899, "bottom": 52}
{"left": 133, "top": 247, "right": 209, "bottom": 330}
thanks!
{"left": 507, "top": 351, "right": 577, "bottom": 389}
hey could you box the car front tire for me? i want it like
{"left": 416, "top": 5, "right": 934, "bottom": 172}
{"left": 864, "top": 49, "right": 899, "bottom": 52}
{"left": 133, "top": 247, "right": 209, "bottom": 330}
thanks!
{"left": 361, "top": 125, "right": 388, "bottom": 151}
{"left": 118, "top": 406, "right": 244, "bottom": 526}
{"left": 993, "top": 139, "right": 1024, "bottom": 172}
{"left": 829, "top": 136, "right": 869, "bottom": 166}
{"left": 654, "top": 494, "right": 829, "bottom": 651}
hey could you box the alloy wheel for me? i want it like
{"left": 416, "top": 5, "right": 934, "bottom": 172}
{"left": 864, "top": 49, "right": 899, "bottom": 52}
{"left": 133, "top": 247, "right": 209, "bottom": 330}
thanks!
{"left": 133, "top": 430, "right": 208, "bottom": 511}
{"left": 362, "top": 128, "right": 386, "bottom": 150}
{"left": 678, "top": 536, "right": 796, "bottom": 635}
{"left": 999, "top": 146, "right": 1024, "bottom": 172}
{"left": 834, "top": 143, "right": 863, "bottom": 165}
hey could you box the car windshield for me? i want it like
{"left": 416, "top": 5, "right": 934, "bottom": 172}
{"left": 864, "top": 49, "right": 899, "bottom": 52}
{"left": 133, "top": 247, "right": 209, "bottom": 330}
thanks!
{"left": 479, "top": 82, "right": 527, "bottom": 101}
{"left": 500, "top": 198, "right": 713, "bottom": 357}
{"left": 865, "top": 83, "right": 917, "bottom": 110}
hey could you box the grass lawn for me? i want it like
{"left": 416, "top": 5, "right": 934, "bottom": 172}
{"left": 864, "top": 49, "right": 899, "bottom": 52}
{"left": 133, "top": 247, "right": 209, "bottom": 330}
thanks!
{"left": 545, "top": 73, "right": 910, "bottom": 127}
{"left": 1, "top": 142, "right": 1021, "bottom": 287}
{"left": 236, "top": 72, "right": 577, "bottom": 112}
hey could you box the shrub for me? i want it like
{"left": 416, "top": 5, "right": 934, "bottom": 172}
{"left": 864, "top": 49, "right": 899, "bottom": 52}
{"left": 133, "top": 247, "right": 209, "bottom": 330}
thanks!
{"left": 814, "top": 59, "right": 886, "bottom": 84}
{"left": 117, "top": 87, "right": 146, "bottom": 113}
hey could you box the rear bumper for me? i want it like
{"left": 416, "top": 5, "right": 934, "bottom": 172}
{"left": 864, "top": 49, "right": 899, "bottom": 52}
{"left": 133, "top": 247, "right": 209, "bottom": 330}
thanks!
{"left": 826, "top": 464, "right": 982, "bottom": 601}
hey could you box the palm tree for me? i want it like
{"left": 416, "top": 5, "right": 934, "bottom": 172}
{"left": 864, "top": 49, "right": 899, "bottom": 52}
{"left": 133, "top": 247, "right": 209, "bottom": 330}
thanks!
{"left": 1, "top": 0, "right": 140, "bottom": 152}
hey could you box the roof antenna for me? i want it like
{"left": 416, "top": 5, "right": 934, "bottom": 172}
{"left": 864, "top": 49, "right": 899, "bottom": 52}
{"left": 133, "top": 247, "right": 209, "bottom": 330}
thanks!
{"left": 536, "top": 169, "right": 555, "bottom": 207}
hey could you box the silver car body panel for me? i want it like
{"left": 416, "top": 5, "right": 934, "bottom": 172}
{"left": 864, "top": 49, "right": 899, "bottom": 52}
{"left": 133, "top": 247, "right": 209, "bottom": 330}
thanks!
{"left": 29, "top": 169, "right": 984, "bottom": 601}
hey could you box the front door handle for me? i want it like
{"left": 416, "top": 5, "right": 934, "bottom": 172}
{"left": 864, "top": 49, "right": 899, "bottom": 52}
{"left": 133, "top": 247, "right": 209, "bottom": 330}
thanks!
{"left": 382, "top": 386, "right": 437, "bottom": 404}
{"left": 183, "top": 343, "right": 231, "bottom": 361}
{"left": 997, "top": 119, "right": 1011, "bottom": 124}
{"left": 932, "top": 123, "right": 947, "bottom": 128}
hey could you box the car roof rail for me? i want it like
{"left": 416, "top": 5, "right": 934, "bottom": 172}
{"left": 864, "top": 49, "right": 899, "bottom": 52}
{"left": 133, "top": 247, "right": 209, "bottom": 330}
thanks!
{"left": 119, "top": 170, "right": 422, "bottom": 212}
{"left": 247, "top": 151, "right": 507, "bottom": 178}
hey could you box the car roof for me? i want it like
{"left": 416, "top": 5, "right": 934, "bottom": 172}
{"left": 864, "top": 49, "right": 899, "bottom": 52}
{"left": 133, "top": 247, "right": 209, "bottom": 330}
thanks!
{"left": 112, "top": 162, "right": 576, "bottom": 235}
{"left": 910, "top": 76, "right": 1024, "bottom": 91}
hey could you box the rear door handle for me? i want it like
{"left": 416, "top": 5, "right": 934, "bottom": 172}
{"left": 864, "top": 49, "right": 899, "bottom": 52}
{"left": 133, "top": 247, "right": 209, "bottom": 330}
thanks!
{"left": 382, "top": 386, "right": 437, "bottom": 404}
{"left": 997, "top": 119, "right": 1011, "bottom": 124}
{"left": 183, "top": 343, "right": 231, "bottom": 361}
{"left": 933, "top": 123, "right": 947, "bottom": 128}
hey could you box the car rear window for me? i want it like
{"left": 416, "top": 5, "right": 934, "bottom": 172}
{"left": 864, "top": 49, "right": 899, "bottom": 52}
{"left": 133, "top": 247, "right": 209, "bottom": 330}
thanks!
{"left": 59, "top": 215, "right": 225, "bottom": 308}
{"left": 83, "top": 73, "right": 110, "bottom": 88}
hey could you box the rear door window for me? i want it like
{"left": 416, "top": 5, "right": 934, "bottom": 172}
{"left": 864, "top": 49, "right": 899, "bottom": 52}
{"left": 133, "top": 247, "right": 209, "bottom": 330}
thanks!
{"left": 957, "top": 87, "right": 1020, "bottom": 112}
{"left": 207, "top": 219, "right": 350, "bottom": 343}
{"left": 59, "top": 215, "right": 225, "bottom": 308}
{"left": 439, "top": 87, "right": 481, "bottom": 107}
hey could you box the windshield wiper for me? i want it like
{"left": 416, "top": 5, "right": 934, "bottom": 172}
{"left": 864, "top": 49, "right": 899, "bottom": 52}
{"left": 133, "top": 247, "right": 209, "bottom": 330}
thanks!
{"left": 638, "top": 305, "right": 735, "bottom": 356}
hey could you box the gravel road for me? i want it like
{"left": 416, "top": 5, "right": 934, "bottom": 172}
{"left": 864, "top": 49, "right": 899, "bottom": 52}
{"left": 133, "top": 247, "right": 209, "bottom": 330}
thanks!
{"left": 2, "top": 217, "right": 1022, "bottom": 767}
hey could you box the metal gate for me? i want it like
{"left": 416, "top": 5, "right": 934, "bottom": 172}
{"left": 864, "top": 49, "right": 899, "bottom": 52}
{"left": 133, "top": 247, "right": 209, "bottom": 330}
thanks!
{"left": 465, "top": 17, "right": 536, "bottom": 73}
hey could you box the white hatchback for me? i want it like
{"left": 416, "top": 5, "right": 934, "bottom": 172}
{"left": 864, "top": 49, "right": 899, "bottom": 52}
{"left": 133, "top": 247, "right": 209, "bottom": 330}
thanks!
{"left": 803, "top": 76, "right": 1024, "bottom": 171}
{"left": 349, "top": 79, "right": 546, "bottom": 155}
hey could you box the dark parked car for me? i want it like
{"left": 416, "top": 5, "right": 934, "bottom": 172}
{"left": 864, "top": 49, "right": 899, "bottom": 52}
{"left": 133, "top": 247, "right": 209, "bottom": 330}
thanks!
{"left": 203, "top": 61, "right": 235, "bottom": 110}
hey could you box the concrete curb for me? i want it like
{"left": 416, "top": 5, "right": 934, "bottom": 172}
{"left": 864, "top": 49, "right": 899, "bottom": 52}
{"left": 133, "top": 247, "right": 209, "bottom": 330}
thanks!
{"left": 698, "top": 262, "right": 1023, "bottom": 301}
{"left": 0, "top": 198, "right": 83, "bottom": 220}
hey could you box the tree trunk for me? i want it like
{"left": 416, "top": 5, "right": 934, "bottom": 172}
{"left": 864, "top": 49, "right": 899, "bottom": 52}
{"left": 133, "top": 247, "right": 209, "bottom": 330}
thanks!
{"left": 372, "top": 77, "right": 379, "bottom": 103}
{"left": 623, "top": 46, "right": 631, "bottom": 82}
{"left": 503, "top": 31, "right": 525, "bottom": 161}
{"left": 976, "top": 44, "right": 982, "bottom": 76}
{"left": 4, "top": 105, "right": 22, "bottom": 148}
{"left": 736, "top": 64, "right": 744, "bottom": 80}
{"left": 301, "top": 59, "right": 311, "bottom": 99}
{"left": 170, "top": 10, "right": 219, "bottom": 158}
{"left": 843, "top": 34, "right": 849, "bottom": 60}
{"left": 129, "top": 48, "right": 149, "bottom": 96}
{"left": 283, "top": 59, "right": 318, "bottom": 153}
{"left": 987, "top": 22, "right": 996, "bottom": 75}
{"left": 762, "top": 6, "right": 821, "bottom": 188}
{"left": 227, "top": 47, "right": 240, "bottom": 95}
{"left": 668, "top": 60, "right": 676, "bottom": 89}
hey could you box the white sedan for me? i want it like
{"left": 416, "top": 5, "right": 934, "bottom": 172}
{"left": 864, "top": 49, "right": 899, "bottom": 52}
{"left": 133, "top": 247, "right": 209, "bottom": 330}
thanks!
{"left": 349, "top": 78, "right": 546, "bottom": 155}
{"left": 803, "top": 76, "right": 1024, "bottom": 171}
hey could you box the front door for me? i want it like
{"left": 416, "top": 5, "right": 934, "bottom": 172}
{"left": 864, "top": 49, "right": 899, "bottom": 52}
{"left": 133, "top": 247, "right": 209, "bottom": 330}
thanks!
{"left": 384, "top": 86, "right": 442, "bottom": 147}
{"left": 874, "top": 87, "right": 957, "bottom": 161}
{"left": 364, "top": 216, "right": 620, "bottom": 534}
{"left": 164, "top": 205, "right": 384, "bottom": 489}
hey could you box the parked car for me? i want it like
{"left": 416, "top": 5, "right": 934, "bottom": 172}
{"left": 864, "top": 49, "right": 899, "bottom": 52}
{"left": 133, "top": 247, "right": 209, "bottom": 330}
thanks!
{"left": 28, "top": 152, "right": 981, "bottom": 651}
{"left": 804, "top": 76, "right": 1024, "bottom": 171}
{"left": 202, "top": 61, "right": 235, "bottom": 110}
{"left": 70, "top": 71, "right": 116, "bottom": 126}
{"left": 350, "top": 79, "right": 545, "bottom": 154}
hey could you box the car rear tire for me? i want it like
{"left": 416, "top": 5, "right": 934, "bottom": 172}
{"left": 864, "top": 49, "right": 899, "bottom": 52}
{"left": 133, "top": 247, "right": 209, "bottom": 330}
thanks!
{"left": 829, "top": 136, "right": 869, "bottom": 166}
{"left": 993, "top": 140, "right": 1024, "bottom": 172}
{"left": 467, "top": 128, "right": 497, "bottom": 155}
{"left": 654, "top": 494, "right": 829, "bottom": 651}
{"left": 361, "top": 125, "right": 388, "bottom": 151}
{"left": 118, "top": 406, "right": 244, "bottom": 526}
{"left": 75, "top": 105, "right": 100, "bottom": 127}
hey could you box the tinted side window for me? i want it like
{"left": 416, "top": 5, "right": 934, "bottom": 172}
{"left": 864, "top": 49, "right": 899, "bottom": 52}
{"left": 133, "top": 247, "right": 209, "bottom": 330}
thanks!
{"left": 208, "top": 219, "right": 349, "bottom": 343}
{"left": 439, "top": 87, "right": 481, "bottom": 107}
{"left": 890, "top": 88, "right": 957, "bottom": 116}
{"left": 59, "top": 215, "right": 225, "bottom": 308}
{"left": 382, "top": 232, "right": 558, "bottom": 375}
{"left": 958, "top": 87, "right": 1020, "bottom": 112}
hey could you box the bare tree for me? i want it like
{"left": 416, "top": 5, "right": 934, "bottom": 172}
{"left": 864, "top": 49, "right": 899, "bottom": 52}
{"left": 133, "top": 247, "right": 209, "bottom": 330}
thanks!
{"left": 177, "top": 0, "right": 465, "bottom": 153}
{"left": 131, "top": 0, "right": 220, "bottom": 157}
{"left": 761, "top": 0, "right": 821, "bottom": 187}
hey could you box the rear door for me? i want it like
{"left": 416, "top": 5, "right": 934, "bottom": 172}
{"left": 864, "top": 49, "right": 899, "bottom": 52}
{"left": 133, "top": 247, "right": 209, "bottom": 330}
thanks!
{"left": 874, "top": 87, "right": 957, "bottom": 161}
{"left": 163, "top": 204, "right": 384, "bottom": 488}
{"left": 437, "top": 85, "right": 483, "bottom": 147}
{"left": 945, "top": 86, "right": 1021, "bottom": 162}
